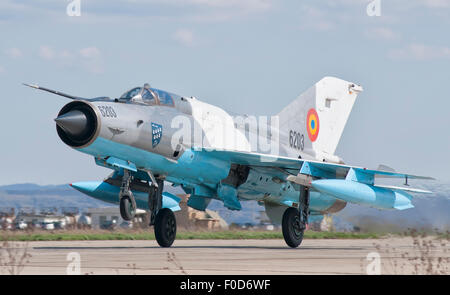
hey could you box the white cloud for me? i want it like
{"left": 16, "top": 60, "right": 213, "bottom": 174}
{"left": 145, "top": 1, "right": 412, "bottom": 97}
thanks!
{"left": 187, "top": 0, "right": 271, "bottom": 11}
{"left": 165, "top": 0, "right": 273, "bottom": 22}
{"left": 173, "top": 29, "right": 195, "bottom": 47}
{"left": 79, "top": 47, "right": 104, "bottom": 74}
{"left": 298, "top": 5, "right": 335, "bottom": 32}
{"left": 0, "top": 0, "right": 274, "bottom": 25}
{"left": 389, "top": 43, "right": 450, "bottom": 60}
{"left": 1, "top": 0, "right": 447, "bottom": 27}
{"left": 365, "top": 27, "right": 399, "bottom": 40}
{"left": 5, "top": 47, "right": 23, "bottom": 58}
{"left": 39, "top": 46, "right": 55, "bottom": 60}
{"left": 422, "top": 0, "right": 450, "bottom": 8}
{"left": 335, "top": 0, "right": 450, "bottom": 9}
{"left": 59, "top": 49, "right": 74, "bottom": 59}
{"left": 80, "top": 47, "right": 101, "bottom": 59}
{"left": 0, "top": 65, "right": 5, "bottom": 74}
{"left": 37, "top": 46, "right": 104, "bottom": 74}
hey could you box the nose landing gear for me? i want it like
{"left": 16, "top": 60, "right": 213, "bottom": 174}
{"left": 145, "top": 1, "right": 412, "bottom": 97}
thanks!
{"left": 119, "top": 170, "right": 136, "bottom": 221}
{"left": 118, "top": 169, "right": 178, "bottom": 247}
{"left": 119, "top": 195, "right": 136, "bottom": 221}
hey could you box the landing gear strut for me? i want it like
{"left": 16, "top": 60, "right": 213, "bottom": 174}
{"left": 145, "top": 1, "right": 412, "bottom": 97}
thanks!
{"left": 282, "top": 186, "right": 309, "bottom": 248}
{"left": 148, "top": 178, "right": 164, "bottom": 226}
{"left": 119, "top": 170, "right": 136, "bottom": 221}
{"left": 147, "top": 175, "right": 177, "bottom": 247}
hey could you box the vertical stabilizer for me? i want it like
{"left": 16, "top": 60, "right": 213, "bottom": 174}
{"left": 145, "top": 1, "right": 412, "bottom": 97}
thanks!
{"left": 277, "top": 76, "right": 362, "bottom": 160}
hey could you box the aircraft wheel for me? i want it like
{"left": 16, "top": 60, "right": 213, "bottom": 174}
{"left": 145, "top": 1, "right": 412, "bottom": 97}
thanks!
{"left": 282, "top": 207, "right": 304, "bottom": 248}
{"left": 154, "top": 208, "right": 177, "bottom": 247}
{"left": 119, "top": 195, "right": 136, "bottom": 221}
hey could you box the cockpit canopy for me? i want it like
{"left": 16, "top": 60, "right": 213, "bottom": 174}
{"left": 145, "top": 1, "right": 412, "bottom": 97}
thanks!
{"left": 119, "top": 84, "right": 179, "bottom": 106}
{"left": 120, "top": 87, "right": 141, "bottom": 100}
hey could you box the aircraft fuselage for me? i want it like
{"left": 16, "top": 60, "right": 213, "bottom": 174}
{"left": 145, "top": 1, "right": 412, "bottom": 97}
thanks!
{"left": 57, "top": 97, "right": 344, "bottom": 216}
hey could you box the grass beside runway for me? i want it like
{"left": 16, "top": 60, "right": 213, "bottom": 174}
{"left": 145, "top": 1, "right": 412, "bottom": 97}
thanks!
{"left": 0, "top": 230, "right": 382, "bottom": 241}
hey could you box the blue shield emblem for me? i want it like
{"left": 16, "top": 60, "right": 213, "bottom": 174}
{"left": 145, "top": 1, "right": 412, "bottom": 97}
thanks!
{"left": 151, "top": 122, "right": 162, "bottom": 148}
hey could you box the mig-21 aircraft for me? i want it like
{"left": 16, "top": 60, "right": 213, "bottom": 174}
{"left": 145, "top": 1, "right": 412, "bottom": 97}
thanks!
{"left": 24, "top": 77, "right": 433, "bottom": 248}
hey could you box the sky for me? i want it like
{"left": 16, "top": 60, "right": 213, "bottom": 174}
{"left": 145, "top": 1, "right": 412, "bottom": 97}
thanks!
{"left": 0, "top": 0, "right": 449, "bottom": 185}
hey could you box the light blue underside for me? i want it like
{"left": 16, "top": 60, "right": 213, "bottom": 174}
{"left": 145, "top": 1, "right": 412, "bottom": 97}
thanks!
{"left": 76, "top": 136, "right": 417, "bottom": 214}
{"left": 78, "top": 137, "right": 341, "bottom": 213}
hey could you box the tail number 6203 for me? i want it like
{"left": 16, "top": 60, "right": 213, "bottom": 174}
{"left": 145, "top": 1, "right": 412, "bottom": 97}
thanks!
{"left": 289, "top": 130, "right": 304, "bottom": 151}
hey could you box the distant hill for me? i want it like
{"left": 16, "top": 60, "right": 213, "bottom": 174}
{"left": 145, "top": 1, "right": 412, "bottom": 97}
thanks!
{"left": 0, "top": 183, "right": 110, "bottom": 211}
{"left": 0, "top": 180, "right": 449, "bottom": 231}
{"left": 0, "top": 182, "right": 185, "bottom": 212}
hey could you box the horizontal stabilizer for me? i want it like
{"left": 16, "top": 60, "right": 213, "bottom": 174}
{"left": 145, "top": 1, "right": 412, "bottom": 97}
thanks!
{"left": 377, "top": 164, "right": 396, "bottom": 173}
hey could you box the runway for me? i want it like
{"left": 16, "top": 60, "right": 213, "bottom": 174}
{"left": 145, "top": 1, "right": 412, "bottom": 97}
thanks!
{"left": 4, "top": 238, "right": 449, "bottom": 275}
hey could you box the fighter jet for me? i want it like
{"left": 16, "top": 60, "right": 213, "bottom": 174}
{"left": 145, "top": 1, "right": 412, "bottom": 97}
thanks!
{"left": 24, "top": 77, "right": 433, "bottom": 248}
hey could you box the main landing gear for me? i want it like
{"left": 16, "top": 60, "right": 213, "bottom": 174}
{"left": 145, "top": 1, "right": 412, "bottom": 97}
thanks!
{"left": 118, "top": 170, "right": 177, "bottom": 247}
{"left": 282, "top": 186, "right": 310, "bottom": 248}
{"left": 148, "top": 178, "right": 177, "bottom": 247}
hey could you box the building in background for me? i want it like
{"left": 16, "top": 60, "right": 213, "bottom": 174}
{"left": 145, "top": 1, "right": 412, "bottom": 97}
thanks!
{"left": 0, "top": 194, "right": 228, "bottom": 231}
{"left": 175, "top": 195, "right": 228, "bottom": 230}
{"left": 0, "top": 207, "right": 15, "bottom": 230}
{"left": 14, "top": 207, "right": 67, "bottom": 230}
{"left": 84, "top": 207, "right": 147, "bottom": 229}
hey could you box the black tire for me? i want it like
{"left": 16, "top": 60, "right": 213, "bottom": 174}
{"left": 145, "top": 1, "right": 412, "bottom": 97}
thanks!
{"left": 154, "top": 208, "right": 177, "bottom": 247}
{"left": 120, "top": 195, "right": 136, "bottom": 221}
{"left": 282, "top": 207, "right": 304, "bottom": 248}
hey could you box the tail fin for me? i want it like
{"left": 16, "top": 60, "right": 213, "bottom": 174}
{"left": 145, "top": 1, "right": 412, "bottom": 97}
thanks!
{"left": 277, "top": 76, "right": 362, "bottom": 161}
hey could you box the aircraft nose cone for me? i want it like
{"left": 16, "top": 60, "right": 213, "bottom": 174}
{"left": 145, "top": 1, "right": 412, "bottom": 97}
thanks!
{"left": 55, "top": 110, "right": 88, "bottom": 136}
